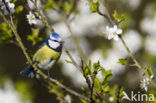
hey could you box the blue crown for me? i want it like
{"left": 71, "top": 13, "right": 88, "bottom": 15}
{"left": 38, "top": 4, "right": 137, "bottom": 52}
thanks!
{"left": 51, "top": 32, "right": 61, "bottom": 39}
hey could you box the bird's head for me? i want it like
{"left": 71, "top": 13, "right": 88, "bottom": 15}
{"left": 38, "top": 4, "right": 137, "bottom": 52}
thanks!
{"left": 46, "top": 32, "right": 63, "bottom": 52}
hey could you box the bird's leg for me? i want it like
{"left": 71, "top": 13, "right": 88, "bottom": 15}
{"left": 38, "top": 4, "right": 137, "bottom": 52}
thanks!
{"left": 47, "top": 70, "right": 50, "bottom": 80}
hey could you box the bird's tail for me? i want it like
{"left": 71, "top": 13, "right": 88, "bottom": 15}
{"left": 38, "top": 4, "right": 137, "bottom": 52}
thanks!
{"left": 20, "top": 65, "right": 35, "bottom": 78}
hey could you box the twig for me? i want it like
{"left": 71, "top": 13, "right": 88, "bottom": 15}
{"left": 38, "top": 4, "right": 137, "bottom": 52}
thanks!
{"left": 65, "top": 50, "right": 95, "bottom": 102}
{"left": 98, "top": 11, "right": 114, "bottom": 26}
{"left": 38, "top": 70, "right": 90, "bottom": 101}
{"left": 119, "top": 35, "right": 156, "bottom": 87}
{"left": 31, "top": 0, "right": 54, "bottom": 33}
{"left": 80, "top": 59, "right": 95, "bottom": 103}
{"left": 81, "top": 58, "right": 91, "bottom": 90}
{"left": 0, "top": 10, "right": 91, "bottom": 102}
{"left": 116, "top": 86, "right": 121, "bottom": 103}
{"left": 65, "top": 50, "right": 82, "bottom": 71}
{"left": 62, "top": 16, "right": 86, "bottom": 64}
{"left": 90, "top": 74, "right": 96, "bottom": 103}
{"left": 97, "top": 3, "right": 156, "bottom": 88}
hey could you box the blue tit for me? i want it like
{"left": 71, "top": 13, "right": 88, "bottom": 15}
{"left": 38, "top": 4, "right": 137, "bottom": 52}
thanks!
{"left": 20, "top": 32, "right": 63, "bottom": 79}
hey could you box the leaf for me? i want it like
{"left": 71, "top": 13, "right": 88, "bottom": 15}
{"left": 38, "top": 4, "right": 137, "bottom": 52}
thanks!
{"left": 90, "top": 0, "right": 99, "bottom": 12}
{"left": 44, "top": 0, "right": 57, "bottom": 11}
{"left": 93, "top": 61, "right": 100, "bottom": 74}
{"left": 94, "top": 78, "right": 101, "bottom": 91}
{"left": 65, "top": 59, "right": 72, "bottom": 64}
{"left": 84, "top": 66, "right": 91, "bottom": 75}
{"left": 15, "top": 81, "right": 35, "bottom": 101}
{"left": 81, "top": 87, "right": 85, "bottom": 91}
{"left": 103, "top": 70, "right": 112, "bottom": 85}
{"left": 112, "top": 10, "right": 125, "bottom": 23}
{"left": 27, "top": 28, "right": 43, "bottom": 45}
{"left": 0, "top": 23, "right": 12, "bottom": 44}
{"left": 49, "top": 83, "right": 65, "bottom": 102}
{"left": 145, "top": 64, "right": 153, "bottom": 77}
{"left": 15, "top": 5, "right": 23, "bottom": 14}
{"left": 117, "top": 58, "right": 127, "bottom": 65}
{"left": 62, "top": 1, "right": 75, "bottom": 15}
{"left": 101, "top": 85, "right": 110, "bottom": 93}
{"left": 80, "top": 99, "right": 89, "bottom": 103}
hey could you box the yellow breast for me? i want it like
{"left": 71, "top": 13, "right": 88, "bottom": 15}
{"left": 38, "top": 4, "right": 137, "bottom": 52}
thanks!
{"left": 33, "top": 45, "right": 61, "bottom": 63}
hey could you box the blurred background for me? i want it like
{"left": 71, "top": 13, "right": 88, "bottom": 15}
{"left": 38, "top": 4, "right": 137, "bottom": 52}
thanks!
{"left": 0, "top": 0, "right": 156, "bottom": 103}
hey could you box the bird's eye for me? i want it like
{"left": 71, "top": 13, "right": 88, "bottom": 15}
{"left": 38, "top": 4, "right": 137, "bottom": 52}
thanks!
{"left": 53, "top": 40, "right": 58, "bottom": 42}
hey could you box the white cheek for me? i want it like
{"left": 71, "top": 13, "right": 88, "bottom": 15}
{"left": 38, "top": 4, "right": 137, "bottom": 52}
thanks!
{"left": 48, "top": 40, "right": 60, "bottom": 49}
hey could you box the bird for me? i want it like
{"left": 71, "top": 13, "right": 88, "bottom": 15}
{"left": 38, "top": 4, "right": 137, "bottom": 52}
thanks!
{"left": 20, "top": 32, "right": 63, "bottom": 79}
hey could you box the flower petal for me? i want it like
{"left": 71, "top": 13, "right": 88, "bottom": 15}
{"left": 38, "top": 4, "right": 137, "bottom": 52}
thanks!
{"left": 114, "top": 35, "right": 119, "bottom": 41}
{"left": 117, "top": 29, "right": 122, "bottom": 34}
{"left": 113, "top": 25, "right": 117, "bottom": 30}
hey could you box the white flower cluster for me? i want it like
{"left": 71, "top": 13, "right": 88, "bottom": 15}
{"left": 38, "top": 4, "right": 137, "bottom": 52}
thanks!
{"left": 28, "top": 0, "right": 40, "bottom": 10}
{"left": 26, "top": 12, "right": 37, "bottom": 25}
{"left": 105, "top": 25, "right": 122, "bottom": 41}
{"left": 64, "top": 94, "right": 72, "bottom": 103}
{"left": 0, "top": 0, "right": 15, "bottom": 15}
{"left": 141, "top": 75, "right": 154, "bottom": 92}
{"left": 26, "top": 0, "right": 41, "bottom": 25}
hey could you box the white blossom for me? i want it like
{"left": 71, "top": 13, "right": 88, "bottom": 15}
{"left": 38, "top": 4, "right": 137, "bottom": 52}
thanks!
{"left": 64, "top": 94, "right": 72, "bottom": 103}
{"left": 109, "top": 96, "right": 114, "bottom": 102}
{"left": 0, "top": 0, "right": 15, "bottom": 15}
{"left": 141, "top": 76, "right": 149, "bottom": 92}
{"left": 0, "top": 1, "right": 3, "bottom": 6}
{"left": 8, "top": 2, "right": 15, "bottom": 13}
{"left": 27, "top": 0, "right": 40, "bottom": 10}
{"left": 105, "top": 25, "right": 122, "bottom": 41}
{"left": 5, "top": 0, "right": 11, "bottom": 2}
{"left": 26, "top": 12, "right": 37, "bottom": 25}
{"left": 140, "top": 75, "right": 154, "bottom": 92}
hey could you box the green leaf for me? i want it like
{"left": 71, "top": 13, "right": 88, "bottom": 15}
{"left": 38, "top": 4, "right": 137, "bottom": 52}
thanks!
{"left": 11, "top": 0, "right": 17, "bottom": 3}
{"left": 0, "top": 23, "right": 12, "bottom": 44}
{"left": 90, "top": 0, "right": 99, "bottom": 12}
{"left": 15, "top": 81, "right": 35, "bottom": 101}
{"left": 117, "top": 58, "right": 127, "bottom": 65}
{"left": 94, "top": 78, "right": 101, "bottom": 91}
{"left": 103, "top": 70, "right": 112, "bottom": 85}
{"left": 49, "top": 83, "right": 65, "bottom": 102}
{"left": 93, "top": 61, "right": 100, "bottom": 74}
{"left": 62, "top": 1, "right": 74, "bottom": 15}
{"left": 84, "top": 66, "right": 91, "bottom": 75}
{"left": 145, "top": 64, "right": 153, "bottom": 77}
{"left": 81, "top": 87, "right": 85, "bottom": 91}
{"left": 112, "top": 10, "right": 125, "bottom": 23}
{"left": 101, "top": 85, "right": 110, "bottom": 93}
{"left": 89, "top": 60, "right": 92, "bottom": 69}
{"left": 27, "top": 28, "right": 43, "bottom": 45}
{"left": 15, "top": 5, "right": 23, "bottom": 14}
{"left": 80, "top": 99, "right": 89, "bottom": 103}
{"left": 44, "top": 0, "right": 57, "bottom": 12}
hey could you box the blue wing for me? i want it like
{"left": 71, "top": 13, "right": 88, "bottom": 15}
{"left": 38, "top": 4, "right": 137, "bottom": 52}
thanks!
{"left": 38, "top": 42, "right": 46, "bottom": 49}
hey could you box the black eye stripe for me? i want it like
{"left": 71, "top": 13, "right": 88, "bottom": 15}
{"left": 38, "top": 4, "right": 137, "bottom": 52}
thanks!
{"left": 51, "top": 39, "right": 58, "bottom": 42}
{"left": 50, "top": 39, "right": 62, "bottom": 43}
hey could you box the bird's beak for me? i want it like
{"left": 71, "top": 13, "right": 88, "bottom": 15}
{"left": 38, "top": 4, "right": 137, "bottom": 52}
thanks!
{"left": 60, "top": 41, "right": 64, "bottom": 44}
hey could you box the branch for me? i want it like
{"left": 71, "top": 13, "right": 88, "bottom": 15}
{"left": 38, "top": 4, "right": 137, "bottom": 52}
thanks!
{"left": 97, "top": 3, "right": 156, "bottom": 87}
{"left": 62, "top": 16, "right": 86, "bottom": 64}
{"left": 0, "top": 10, "right": 91, "bottom": 102}
{"left": 31, "top": 0, "right": 54, "bottom": 33}
{"left": 90, "top": 74, "right": 96, "bottom": 103}
{"left": 65, "top": 50, "right": 82, "bottom": 71}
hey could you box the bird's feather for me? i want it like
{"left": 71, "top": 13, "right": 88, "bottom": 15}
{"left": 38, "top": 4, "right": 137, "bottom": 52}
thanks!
{"left": 33, "top": 45, "right": 61, "bottom": 70}
{"left": 20, "top": 65, "right": 35, "bottom": 78}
